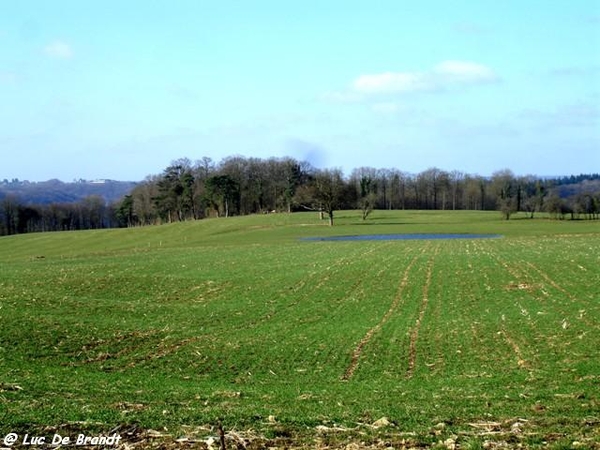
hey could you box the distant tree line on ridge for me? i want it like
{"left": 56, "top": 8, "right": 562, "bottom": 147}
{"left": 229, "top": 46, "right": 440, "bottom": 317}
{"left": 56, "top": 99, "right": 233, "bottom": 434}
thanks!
{"left": 0, "top": 178, "right": 135, "bottom": 204}
{"left": 1, "top": 155, "right": 599, "bottom": 235}
{"left": 0, "top": 195, "right": 116, "bottom": 236}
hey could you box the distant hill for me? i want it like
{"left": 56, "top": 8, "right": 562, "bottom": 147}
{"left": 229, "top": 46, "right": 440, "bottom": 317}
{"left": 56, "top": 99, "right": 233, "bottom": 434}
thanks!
{"left": 553, "top": 178, "right": 600, "bottom": 198}
{"left": 547, "top": 174, "right": 600, "bottom": 199}
{"left": 0, "top": 179, "right": 137, "bottom": 205}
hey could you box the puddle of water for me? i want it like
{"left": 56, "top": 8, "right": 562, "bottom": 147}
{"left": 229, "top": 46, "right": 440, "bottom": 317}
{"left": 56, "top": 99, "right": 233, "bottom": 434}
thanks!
{"left": 302, "top": 233, "right": 502, "bottom": 241}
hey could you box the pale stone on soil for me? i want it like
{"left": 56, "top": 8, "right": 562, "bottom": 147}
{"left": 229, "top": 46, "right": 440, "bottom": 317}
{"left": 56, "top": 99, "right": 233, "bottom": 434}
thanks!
{"left": 371, "top": 417, "right": 391, "bottom": 428}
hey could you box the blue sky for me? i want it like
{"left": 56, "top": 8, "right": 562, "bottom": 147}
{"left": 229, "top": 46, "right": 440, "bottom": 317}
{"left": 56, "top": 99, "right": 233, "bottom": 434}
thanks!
{"left": 1, "top": 1, "right": 599, "bottom": 181}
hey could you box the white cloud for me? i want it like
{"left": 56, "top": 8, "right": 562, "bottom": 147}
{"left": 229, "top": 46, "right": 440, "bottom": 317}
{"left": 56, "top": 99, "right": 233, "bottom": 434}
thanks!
{"left": 434, "top": 60, "right": 497, "bottom": 82}
{"left": 44, "top": 40, "right": 73, "bottom": 59}
{"left": 351, "top": 60, "right": 497, "bottom": 95}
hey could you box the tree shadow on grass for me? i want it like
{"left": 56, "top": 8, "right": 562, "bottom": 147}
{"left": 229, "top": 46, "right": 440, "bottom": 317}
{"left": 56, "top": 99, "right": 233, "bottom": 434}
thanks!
{"left": 351, "top": 222, "right": 411, "bottom": 226}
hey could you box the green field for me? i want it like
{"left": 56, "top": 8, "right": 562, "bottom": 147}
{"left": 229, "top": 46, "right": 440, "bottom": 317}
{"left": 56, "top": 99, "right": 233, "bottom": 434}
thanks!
{"left": 0, "top": 211, "right": 598, "bottom": 449}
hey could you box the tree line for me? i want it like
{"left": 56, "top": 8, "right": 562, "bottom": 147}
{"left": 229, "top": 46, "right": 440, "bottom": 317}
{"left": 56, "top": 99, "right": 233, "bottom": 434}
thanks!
{"left": 0, "top": 195, "right": 118, "bottom": 235}
{"left": 1, "top": 155, "right": 599, "bottom": 236}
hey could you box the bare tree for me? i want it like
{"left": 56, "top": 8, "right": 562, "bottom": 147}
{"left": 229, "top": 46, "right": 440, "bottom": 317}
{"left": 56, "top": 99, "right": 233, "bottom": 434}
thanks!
{"left": 491, "top": 169, "right": 518, "bottom": 220}
{"left": 449, "top": 170, "right": 464, "bottom": 210}
{"left": 350, "top": 167, "right": 378, "bottom": 219}
{"left": 299, "top": 168, "right": 345, "bottom": 226}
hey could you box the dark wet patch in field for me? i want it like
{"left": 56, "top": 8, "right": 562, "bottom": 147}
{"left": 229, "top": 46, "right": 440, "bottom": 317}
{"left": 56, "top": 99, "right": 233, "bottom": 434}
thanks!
{"left": 302, "top": 233, "right": 502, "bottom": 241}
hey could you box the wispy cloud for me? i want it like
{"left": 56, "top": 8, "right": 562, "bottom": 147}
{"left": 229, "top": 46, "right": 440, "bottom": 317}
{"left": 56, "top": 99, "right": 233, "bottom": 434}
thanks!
{"left": 435, "top": 60, "right": 497, "bottom": 83}
{"left": 44, "top": 40, "right": 73, "bottom": 59}
{"left": 0, "top": 71, "right": 19, "bottom": 84}
{"left": 371, "top": 102, "right": 400, "bottom": 114}
{"left": 518, "top": 101, "right": 600, "bottom": 128}
{"left": 166, "top": 84, "right": 201, "bottom": 101}
{"left": 584, "top": 15, "right": 600, "bottom": 25}
{"left": 353, "top": 72, "right": 429, "bottom": 94}
{"left": 353, "top": 61, "right": 498, "bottom": 95}
{"left": 548, "top": 65, "right": 600, "bottom": 78}
{"left": 319, "top": 90, "right": 363, "bottom": 103}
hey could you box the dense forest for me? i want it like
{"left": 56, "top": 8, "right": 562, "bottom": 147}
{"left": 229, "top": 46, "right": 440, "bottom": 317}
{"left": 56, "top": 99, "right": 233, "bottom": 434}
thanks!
{"left": 1, "top": 156, "right": 599, "bottom": 236}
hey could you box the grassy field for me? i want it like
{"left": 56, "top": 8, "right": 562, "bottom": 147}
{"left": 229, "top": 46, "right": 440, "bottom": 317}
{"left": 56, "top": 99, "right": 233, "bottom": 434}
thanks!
{"left": 0, "top": 211, "right": 598, "bottom": 449}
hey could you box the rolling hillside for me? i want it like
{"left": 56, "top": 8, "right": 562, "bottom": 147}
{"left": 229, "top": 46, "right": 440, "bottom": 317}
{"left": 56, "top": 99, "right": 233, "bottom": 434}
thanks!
{"left": 0, "top": 211, "right": 598, "bottom": 449}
